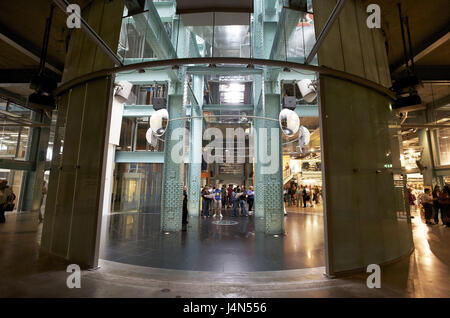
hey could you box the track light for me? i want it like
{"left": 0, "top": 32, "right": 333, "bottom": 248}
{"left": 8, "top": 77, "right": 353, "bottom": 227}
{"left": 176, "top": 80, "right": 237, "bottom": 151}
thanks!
{"left": 297, "top": 79, "right": 318, "bottom": 103}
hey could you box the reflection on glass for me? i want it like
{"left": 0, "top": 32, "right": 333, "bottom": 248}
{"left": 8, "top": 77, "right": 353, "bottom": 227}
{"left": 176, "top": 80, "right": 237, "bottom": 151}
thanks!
{"left": 0, "top": 169, "right": 25, "bottom": 212}
{"left": 117, "top": 117, "right": 164, "bottom": 152}
{"left": 112, "top": 163, "right": 163, "bottom": 213}
{"left": 436, "top": 127, "right": 450, "bottom": 165}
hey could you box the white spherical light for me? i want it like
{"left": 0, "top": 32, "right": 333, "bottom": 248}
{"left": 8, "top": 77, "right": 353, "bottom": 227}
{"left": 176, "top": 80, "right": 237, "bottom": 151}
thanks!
{"left": 150, "top": 109, "right": 169, "bottom": 137}
{"left": 298, "top": 125, "right": 311, "bottom": 148}
{"left": 279, "top": 108, "right": 300, "bottom": 137}
{"left": 145, "top": 127, "right": 153, "bottom": 144}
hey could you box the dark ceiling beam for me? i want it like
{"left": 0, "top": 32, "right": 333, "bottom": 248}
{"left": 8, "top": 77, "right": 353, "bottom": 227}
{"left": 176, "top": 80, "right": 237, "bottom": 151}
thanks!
{"left": 391, "top": 25, "right": 450, "bottom": 72}
{"left": 123, "top": 0, "right": 146, "bottom": 15}
{"left": 0, "top": 68, "right": 61, "bottom": 84}
{"left": 414, "top": 65, "right": 450, "bottom": 81}
{"left": 0, "top": 23, "right": 64, "bottom": 75}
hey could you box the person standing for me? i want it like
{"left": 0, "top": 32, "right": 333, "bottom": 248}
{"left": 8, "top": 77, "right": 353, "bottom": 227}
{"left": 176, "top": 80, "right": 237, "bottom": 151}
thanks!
{"left": 221, "top": 185, "right": 227, "bottom": 211}
{"left": 302, "top": 186, "right": 307, "bottom": 208}
{"left": 247, "top": 186, "right": 254, "bottom": 213}
{"left": 287, "top": 187, "right": 293, "bottom": 206}
{"left": 182, "top": 186, "right": 188, "bottom": 228}
{"left": 201, "top": 186, "right": 210, "bottom": 218}
{"left": 439, "top": 185, "right": 450, "bottom": 227}
{"left": 421, "top": 188, "right": 435, "bottom": 225}
{"left": 231, "top": 187, "right": 239, "bottom": 217}
{"left": 407, "top": 188, "right": 416, "bottom": 214}
{"left": 0, "top": 180, "right": 13, "bottom": 224}
{"left": 296, "top": 185, "right": 303, "bottom": 208}
{"left": 38, "top": 181, "right": 47, "bottom": 224}
{"left": 314, "top": 186, "right": 320, "bottom": 205}
{"left": 239, "top": 187, "right": 248, "bottom": 217}
{"left": 432, "top": 185, "right": 441, "bottom": 224}
{"left": 213, "top": 186, "right": 222, "bottom": 218}
{"left": 227, "top": 184, "right": 233, "bottom": 208}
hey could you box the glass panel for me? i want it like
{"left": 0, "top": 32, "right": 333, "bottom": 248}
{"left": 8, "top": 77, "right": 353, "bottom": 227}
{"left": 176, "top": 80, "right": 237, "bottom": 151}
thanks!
{"left": 118, "top": 13, "right": 155, "bottom": 62}
{"left": 136, "top": 117, "right": 165, "bottom": 151}
{"left": 112, "top": 163, "right": 163, "bottom": 213}
{"left": 7, "top": 103, "right": 32, "bottom": 120}
{"left": 118, "top": 117, "right": 134, "bottom": 151}
{"left": 0, "top": 126, "right": 20, "bottom": 159}
{"left": 126, "top": 83, "right": 168, "bottom": 106}
{"left": 0, "top": 98, "right": 7, "bottom": 111}
{"left": 436, "top": 127, "right": 450, "bottom": 166}
{"left": 16, "top": 127, "right": 30, "bottom": 160}
{"left": 0, "top": 169, "right": 25, "bottom": 212}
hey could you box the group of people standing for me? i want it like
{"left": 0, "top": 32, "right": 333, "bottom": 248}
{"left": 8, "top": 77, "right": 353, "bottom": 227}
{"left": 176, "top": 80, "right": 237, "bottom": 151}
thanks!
{"left": 285, "top": 184, "right": 321, "bottom": 208}
{"left": 408, "top": 185, "right": 450, "bottom": 227}
{"left": 201, "top": 184, "right": 254, "bottom": 218}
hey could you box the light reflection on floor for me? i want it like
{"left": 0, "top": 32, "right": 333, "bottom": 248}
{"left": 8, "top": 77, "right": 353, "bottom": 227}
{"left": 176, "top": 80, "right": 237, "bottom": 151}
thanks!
{"left": 100, "top": 206, "right": 325, "bottom": 272}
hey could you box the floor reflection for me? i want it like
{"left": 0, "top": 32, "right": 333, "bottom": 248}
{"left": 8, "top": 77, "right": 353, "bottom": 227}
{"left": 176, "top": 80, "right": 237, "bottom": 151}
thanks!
{"left": 100, "top": 207, "right": 325, "bottom": 272}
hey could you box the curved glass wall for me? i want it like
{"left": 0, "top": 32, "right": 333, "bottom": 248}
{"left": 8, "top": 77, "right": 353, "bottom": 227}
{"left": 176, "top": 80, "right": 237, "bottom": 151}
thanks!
{"left": 117, "top": 0, "right": 317, "bottom": 64}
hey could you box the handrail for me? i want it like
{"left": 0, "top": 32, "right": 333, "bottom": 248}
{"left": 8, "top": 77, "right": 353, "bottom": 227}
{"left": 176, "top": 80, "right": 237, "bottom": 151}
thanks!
{"left": 54, "top": 57, "right": 397, "bottom": 100}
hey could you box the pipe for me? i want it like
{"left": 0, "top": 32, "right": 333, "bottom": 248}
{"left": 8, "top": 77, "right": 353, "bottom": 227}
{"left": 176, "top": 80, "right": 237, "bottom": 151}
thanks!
{"left": 53, "top": 0, "right": 124, "bottom": 66}
{"left": 306, "top": 0, "right": 347, "bottom": 64}
{"left": 39, "top": 5, "right": 55, "bottom": 76}
{"left": 399, "top": 111, "right": 408, "bottom": 125}
{"left": 405, "top": 16, "right": 415, "bottom": 73}
{"left": 397, "top": 3, "right": 410, "bottom": 72}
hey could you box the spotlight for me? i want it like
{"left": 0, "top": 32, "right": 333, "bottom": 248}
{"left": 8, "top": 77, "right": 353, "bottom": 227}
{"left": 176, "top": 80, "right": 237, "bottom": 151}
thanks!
{"left": 240, "top": 112, "right": 249, "bottom": 124}
{"left": 298, "top": 125, "right": 311, "bottom": 151}
{"left": 297, "top": 79, "right": 318, "bottom": 103}
{"left": 150, "top": 109, "right": 169, "bottom": 137}
{"left": 114, "top": 81, "right": 133, "bottom": 104}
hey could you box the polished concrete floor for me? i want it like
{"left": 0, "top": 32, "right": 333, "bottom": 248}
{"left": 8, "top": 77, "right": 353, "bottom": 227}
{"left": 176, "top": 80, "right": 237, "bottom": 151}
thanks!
{"left": 100, "top": 206, "right": 325, "bottom": 271}
{"left": 1, "top": 207, "right": 449, "bottom": 298}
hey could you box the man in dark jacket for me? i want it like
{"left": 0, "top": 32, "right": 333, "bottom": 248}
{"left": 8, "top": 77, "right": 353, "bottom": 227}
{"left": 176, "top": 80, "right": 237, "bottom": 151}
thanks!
{"left": 201, "top": 186, "right": 211, "bottom": 218}
{"left": 182, "top": 186, "right": 188, "bottom": 228}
